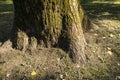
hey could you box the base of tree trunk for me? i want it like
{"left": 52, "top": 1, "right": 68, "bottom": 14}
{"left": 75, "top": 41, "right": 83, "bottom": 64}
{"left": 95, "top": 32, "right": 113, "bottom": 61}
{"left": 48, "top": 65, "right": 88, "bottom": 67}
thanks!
{"left": 12, "top": 0, "right": 87, "bottom": 65}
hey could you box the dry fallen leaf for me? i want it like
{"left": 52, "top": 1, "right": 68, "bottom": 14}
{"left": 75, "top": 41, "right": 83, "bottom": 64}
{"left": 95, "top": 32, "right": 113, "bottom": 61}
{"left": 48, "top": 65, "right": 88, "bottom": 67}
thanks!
{"left": 76, "top": 64, "right": 80, "bottom": 68}
{"left": 117, "top": 63, "right": 120, "bottom": 66}
{"left": 57, "top": 58, "right": 60, "bottom": 62}
{"left": 110, "top": 34, "right": 114, "bottom": 37}
{"left": 107, "top": 51, "right": 113, "bottom": 55}
{"left": 94, "top": 33, "right": 98, "bottom": 36}
{"left": 60, "top": 74, "right": 63, "bottom": 79}
{"left": 31, "top": 70, "right": 37, "bottom": 76}
{"left": 107, "top": 47, "right": 111, "bottom": 50}
{"left": 102, "top": 37, "right": 106, "bottom": 39}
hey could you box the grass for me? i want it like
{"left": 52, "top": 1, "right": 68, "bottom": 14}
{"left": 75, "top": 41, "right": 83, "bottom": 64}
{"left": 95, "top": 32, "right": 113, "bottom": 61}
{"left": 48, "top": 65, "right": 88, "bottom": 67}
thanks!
{"left": 82, "top": 1, "right": 120, "bottom": 79}
{"left": 0, "top": 0, "right": 120, "bottom": 80}
{"left": 0, "top": 0, "right": 13, "bottom": 13}
{"left": 0, "top": 0, "right": 13, "bottom": 42}
{"left": 0, "top": 0, "right": 13, "bottom": 4}
{"left": 82, "top": 3, "right": 120, "bottom": 20}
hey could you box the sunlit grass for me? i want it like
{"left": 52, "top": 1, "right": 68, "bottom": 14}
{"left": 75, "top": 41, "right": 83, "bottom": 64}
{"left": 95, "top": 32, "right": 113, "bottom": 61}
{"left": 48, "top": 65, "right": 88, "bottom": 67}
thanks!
{"left": 0, "top": 0, "right": 13, "bottom": 13}
{"left": 0, "top": 11, "right": 13, "bottom": 15}
{"left": 91, "top": 1, "right": 120, "bottom": 4}
{"left": 0, "top": 0, "right": 13, "bottom": 4}
{"left": 0, "top": 0, "right": 13, "bottom": 42}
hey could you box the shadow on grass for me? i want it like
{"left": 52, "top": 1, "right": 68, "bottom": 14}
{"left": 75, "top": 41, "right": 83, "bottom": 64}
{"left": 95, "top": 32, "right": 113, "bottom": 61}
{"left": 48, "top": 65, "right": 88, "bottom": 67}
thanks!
{"left": 82, "top": 3, "right": 120, "bottom": 20}
{"left": 0, "top": 73, "right": 58, "bottom": 80}
{"left": 0, "top": 3, "right": 13, "bottom": 43}
{"left": 0, "top": 4, "right": 13, "bottom": 12}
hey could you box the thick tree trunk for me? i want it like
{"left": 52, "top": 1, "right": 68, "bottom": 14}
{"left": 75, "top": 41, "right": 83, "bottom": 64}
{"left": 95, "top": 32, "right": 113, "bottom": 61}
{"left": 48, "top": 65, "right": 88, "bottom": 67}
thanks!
{"left": 12, "top": 0, "right": 87, "bottom": 65}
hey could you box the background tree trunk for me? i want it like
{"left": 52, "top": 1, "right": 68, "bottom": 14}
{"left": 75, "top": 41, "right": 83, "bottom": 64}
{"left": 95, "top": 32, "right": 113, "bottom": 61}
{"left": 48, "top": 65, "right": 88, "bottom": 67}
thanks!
{"left": 12, "top": 0, "right": 87, "bottom": 65}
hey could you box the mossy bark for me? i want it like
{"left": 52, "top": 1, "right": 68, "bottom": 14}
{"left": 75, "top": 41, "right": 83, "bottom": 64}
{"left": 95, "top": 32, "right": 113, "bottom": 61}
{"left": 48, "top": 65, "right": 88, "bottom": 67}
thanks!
{"left": 12, "top": 0, "right": 87, "bottom": 65}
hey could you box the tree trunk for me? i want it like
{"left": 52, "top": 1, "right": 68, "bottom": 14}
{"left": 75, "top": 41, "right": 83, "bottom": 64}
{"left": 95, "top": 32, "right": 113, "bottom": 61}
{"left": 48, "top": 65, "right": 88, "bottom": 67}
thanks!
{"left": 12, "top": 0, "right": 87, "bottom": 65}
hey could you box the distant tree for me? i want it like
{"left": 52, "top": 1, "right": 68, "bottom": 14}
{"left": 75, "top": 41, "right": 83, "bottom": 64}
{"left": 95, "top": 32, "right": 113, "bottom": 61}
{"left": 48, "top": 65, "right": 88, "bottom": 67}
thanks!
{"left": 12, "top": 0, "right": 88, "bottom": 65}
